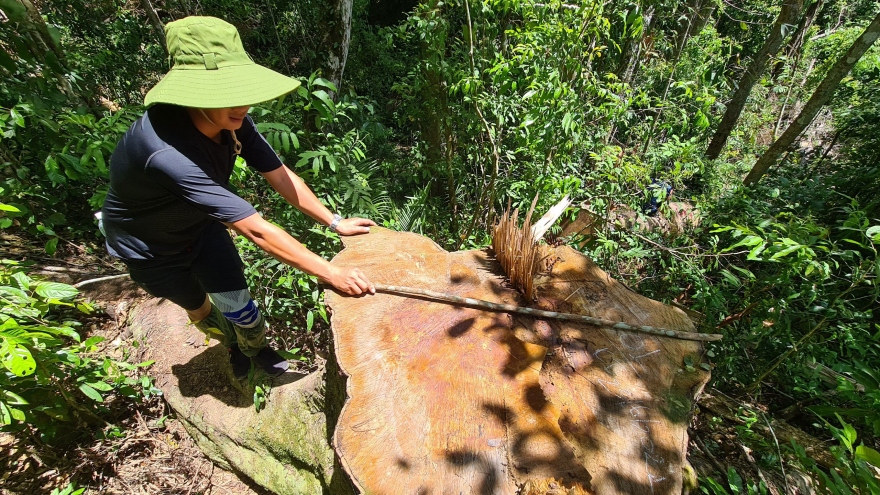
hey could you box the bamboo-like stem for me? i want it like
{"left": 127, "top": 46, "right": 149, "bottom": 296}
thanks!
{"left": 373, "top": 283, "right": 722, "bottom": 342}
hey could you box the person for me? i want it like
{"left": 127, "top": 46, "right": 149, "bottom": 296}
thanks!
{"left": 101, "top": 16, "right": 375, "bottom": 378}
{"left": 642, "top": 178, "right": 673, "bottom": 217}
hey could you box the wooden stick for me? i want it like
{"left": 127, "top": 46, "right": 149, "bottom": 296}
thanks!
{"left": 373, "top": 283, "right": 723, "bottom": 342}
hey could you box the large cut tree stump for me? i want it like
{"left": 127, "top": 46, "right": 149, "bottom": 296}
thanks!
{"left": 327, "top": 227, "right": 710, "bottom": 494}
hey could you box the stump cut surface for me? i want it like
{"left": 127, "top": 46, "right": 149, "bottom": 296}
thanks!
{"left": 327, "top": 228, "right": 709, "bottom": 495}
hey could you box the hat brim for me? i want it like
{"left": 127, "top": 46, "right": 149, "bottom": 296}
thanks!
{"left": 144, "top": 64, "right": 302, "bottom": 108}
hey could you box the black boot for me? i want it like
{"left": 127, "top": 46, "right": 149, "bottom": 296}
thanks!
{"left": 229, "top": 345, "right": 251, "bottom": 379}
{"left": 252, "top": 346, "right": 289, "bottom": 377}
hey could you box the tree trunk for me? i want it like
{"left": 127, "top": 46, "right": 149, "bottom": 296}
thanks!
{"left": 11, "top": 0, "right": 90, "bottom": 106}
{"left": 323, "top": 0, "right": 354, "bottom": 97}
{"left": 617, "top": 5, "right": 655, "bottom": 85}
{"left": 744, "top": 10, "right": 880, "bottom": 185}
{"left": 705, "top": 0, "right": 805, "bottom": 159}
{"left": 128, "top": 299, "right": 352, "bottom": 495}
{"left": 139, "top": 0, "right": 168, "bottom": 55}
{"left": 672, "top": 0, "right": 716, "bottom": 63}
{"left": 18, "top": 0, "right": 64, "bottom": 60}
{"left": 772, "top": 0, "right": 823, "bottom": 80}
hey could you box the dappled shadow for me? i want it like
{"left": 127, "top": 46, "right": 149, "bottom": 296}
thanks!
{"left": 480, "top": 399, "right": 592, "bottom": 485}
{"left": 447, "top": 317, "right": 476, "bottom": 337}
{"left": 446, "top": 449, "right": 502, "bottom": 495}
{"left": 171, "top": 345, "right": 308, "bottom": 408}
{"left": 528, "top": 244, "right": 709, "bottom": 493}
{"left": 327, "top": 227, "right": 709, "bottom": 494}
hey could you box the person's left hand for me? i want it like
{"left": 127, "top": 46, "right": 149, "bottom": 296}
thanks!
{"left": 335, "top": 217, "right": 376, "bottom": 236}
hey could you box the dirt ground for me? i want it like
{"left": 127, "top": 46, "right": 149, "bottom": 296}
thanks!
{"left": 0, "top": 235, "right": 273, "bottom": 494}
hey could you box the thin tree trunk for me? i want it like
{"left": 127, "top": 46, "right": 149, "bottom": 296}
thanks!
{"left": 772, "top": 0, "right": 823, "bottom": 80}
{"left": 617, "top": 5, "right": 654, "bottom": 85}
{"left": 640, "top": 2, "right": 692, "bottom": 156}
{"left": 18, "top": 0, "right": 63, "bottom": 60}
{"left": 772, "top": 57, "right": 815, "bottom": 139}
{"left": 139, "top": 0, "right": 168, "bottom": 54}
{"left": 744, "top": 11, "right": 880, "bottom": 185}
{"left": 13, "top": 0, "right": 90, "bottom": 106}
{"left": 672, "top": 0, "right": 716, "bottom": 63}
{"left": 705, "top": 0, "right": 805, "bottom": 159}
{"left": 324, "top": 0, "right": 353, "bottom": 97}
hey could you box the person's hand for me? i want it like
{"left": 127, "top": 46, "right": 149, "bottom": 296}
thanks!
{"left": 327, "top": 265, "right": 375, "bottom": 295}
{"left": 334, "top": 217, "right": 376, "bottom": 236}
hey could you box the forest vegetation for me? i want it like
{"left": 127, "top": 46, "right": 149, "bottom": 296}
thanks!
{"left": 0, "top": 0, "right": 879, "bottom": 493}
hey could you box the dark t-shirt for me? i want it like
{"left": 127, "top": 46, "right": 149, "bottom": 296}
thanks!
{"left": 102, "top": 104, "right": 282, "bottom": 260}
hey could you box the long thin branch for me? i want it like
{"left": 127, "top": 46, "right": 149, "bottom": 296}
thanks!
{"left": 631, "top": 232, "right": 749, "bottom": 258}
{"left": 73, "top": 273, "right": 130, "bottom": 288}
{"left": 373, "top": 283, "right": 723, "bottom": 342}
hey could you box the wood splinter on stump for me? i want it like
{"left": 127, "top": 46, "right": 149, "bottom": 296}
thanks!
{"left": 326, "top": 197, "right": 711, "bottom": 495}
{"left": 489, "top": 195, "right": 721, "bottom": 342}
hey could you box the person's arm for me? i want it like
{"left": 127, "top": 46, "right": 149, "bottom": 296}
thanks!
{"left": 260, "top": 165, "right": 376, "bottom": 235}
{"left": 224, "top": 212, "right": 374, "bottom": 295}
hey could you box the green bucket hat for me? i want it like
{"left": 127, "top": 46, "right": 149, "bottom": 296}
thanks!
{"left": 144, "top": 16, "right": 301, "bottom": 108}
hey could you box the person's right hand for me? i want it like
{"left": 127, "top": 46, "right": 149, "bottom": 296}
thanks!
{"left": 326, "top": 265, "right": 375, "bottom": 295}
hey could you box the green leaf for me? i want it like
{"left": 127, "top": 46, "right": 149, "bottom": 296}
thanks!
{"left": 1, "top": 389, "right": 28, "bottom": 405}
{"left": 45, "top": 156, "right": 66, "bottom": 185}
{"left": 306, "top": 311, "right": 314, "bottom": 332}
{"left": 855, "top": 445, "right": 880, "bottom": 468}
{"left": 86, "top": 381, "right": 113, "bottom": 392}
{"left": 277, "top": 349, "right": 300, "bottom": 360}
{"left": 46, "top": 25, "right": 62, "bottom": 49}
{"left": 0, "top": 203, "right": 20, "bottom": 213}
{"left": 34, "top": 282, "right": 78, "bottom": 300}
{"left": 94, "top": 150, "right": 106, "bottom": 174}
{"left": 312, "top": 90, "right": 337, "bottom": 116}
{"left": 0, "top": 0, "right": 27, "bottom": 22}
{"left": 769, "top": 244, "right": 802, "bottom": 260}
{"left": 727, "top": 466, "right": 744, "bottom": 492}
{"left": 0, "top": 402, "right": 10, "bottom": 425}
{"left": 9, "top": 406, "right": 24, "bottom": 422}
{"left": 311, "top": 77, "right": 338, "bottom": 92}
{"left": 727, "top": 235, "right": 762, "bottom": 251}
{"left": 0, "top": 48, "right": 16, "bottom": 73}
{"left": 1, "top": 342, "right": 36, "bottom": 377}
{"left": 33, "top": 325, "right": 80, "bottom": 341}
{"left": 719, "top": 269, "right": 741, "bottom": 287}
{"left": 10, "top": 271, "right": 30, "bottom": 291}
{"left": 78, "top": 383, "right": 104, "bottom": 402}
{"left": 747, "top": 243, "right": 766, "bottom": 260}
{"left": 83, "top": 335, "right": 105, "bottom": 348}
{"left": 256, "top": 122, "right": 291, "bottom": 133}
{"left": 837, "top": 416, "right": 858, "bottom": 451}
{"left": 45, "top": 237, "right": 59, "bottom": 256}
{"left": 866, "top": 225, "right": 880, "bottom": 242}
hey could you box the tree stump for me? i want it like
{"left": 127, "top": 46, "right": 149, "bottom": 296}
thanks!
{"left": 327, "top": 227, "right": 710, "bottom": 494}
